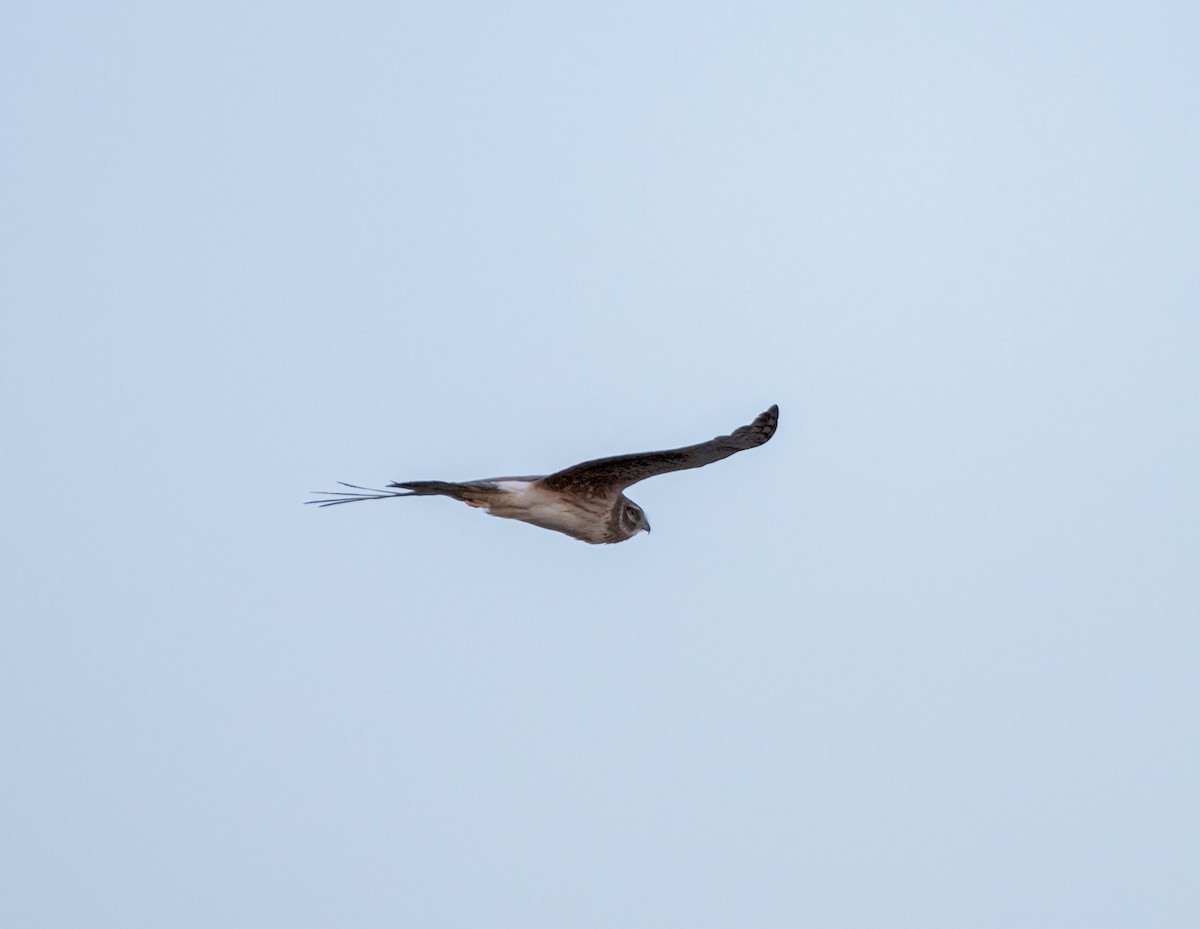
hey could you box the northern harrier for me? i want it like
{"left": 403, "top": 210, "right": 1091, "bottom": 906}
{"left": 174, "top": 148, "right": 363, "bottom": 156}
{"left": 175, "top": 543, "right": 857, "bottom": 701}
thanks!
{"left": 308, "top": 404, "right": 779, "bottom": 544}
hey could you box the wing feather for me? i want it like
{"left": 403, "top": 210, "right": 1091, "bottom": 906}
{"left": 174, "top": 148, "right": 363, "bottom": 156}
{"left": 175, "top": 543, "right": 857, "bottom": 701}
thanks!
{"left": 538, "top": 404, "right": 778, "bottom": 496}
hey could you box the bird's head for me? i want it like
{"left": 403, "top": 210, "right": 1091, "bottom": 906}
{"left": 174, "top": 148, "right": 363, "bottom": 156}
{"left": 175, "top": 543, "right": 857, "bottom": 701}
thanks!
{"left": 620, "top": 498, "right": 652, "bottom": 538}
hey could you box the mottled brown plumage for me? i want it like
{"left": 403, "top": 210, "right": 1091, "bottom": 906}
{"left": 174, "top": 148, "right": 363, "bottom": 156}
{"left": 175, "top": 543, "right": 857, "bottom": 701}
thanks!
{"left": 539, "top": 405, "right": 779, "bottom": 496}
{"left": 308, "top": 404, "right": 779, "bottom": 544}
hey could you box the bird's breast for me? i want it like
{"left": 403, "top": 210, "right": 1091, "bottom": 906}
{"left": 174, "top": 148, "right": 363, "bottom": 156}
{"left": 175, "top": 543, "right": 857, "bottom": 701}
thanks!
{"left": 482, "top": 480, "right": 614, "bottom": 542}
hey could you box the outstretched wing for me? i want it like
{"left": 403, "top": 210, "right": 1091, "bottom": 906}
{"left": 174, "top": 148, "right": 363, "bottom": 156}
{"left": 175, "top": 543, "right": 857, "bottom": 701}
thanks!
{"left": 538, "top": 404, "right": 778, "bottom": 497}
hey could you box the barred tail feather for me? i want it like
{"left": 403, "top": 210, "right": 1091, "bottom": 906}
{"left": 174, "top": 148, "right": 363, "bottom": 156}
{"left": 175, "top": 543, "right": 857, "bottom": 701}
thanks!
{"left": 387, "top": 481, "right": 472, "bottom": 497}
{"left": 389, "top": 480, "right": 505, "bottom": 505}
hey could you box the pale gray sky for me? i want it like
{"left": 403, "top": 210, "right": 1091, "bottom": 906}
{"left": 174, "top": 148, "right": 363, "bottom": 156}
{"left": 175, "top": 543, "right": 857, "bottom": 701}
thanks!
{"left": 3, "top": 3, "right": 1198, "bottom": 927}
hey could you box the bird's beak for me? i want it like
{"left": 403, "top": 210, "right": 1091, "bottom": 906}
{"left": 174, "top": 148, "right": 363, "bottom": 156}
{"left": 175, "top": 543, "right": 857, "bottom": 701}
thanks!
{"left": 644, "top": 523, "right": 651, "bottom": 534}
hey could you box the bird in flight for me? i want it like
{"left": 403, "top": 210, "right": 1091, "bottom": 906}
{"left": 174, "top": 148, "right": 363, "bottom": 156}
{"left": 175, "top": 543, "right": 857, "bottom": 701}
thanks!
{"left": 307, "top": 404, "right": 779, "bottom": 544}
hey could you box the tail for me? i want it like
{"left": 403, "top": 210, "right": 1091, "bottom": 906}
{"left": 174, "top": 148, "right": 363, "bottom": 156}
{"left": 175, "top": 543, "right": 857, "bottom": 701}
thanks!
{"left": 305, "top": 480, "right": 501, "bottom": 508}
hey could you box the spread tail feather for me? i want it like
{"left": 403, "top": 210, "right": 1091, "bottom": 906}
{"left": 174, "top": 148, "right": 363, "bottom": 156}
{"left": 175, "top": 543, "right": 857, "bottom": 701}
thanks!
{"left": 304, "top": 482, "right": 417, "bottom": 507}
{"left": 306, "top": 480, "right": 503, "bottom": 507}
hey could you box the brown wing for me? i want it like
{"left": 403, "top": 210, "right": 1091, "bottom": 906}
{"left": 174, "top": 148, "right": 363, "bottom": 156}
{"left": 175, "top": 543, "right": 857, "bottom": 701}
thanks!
{"left": 539, "top": 404, "right": 778, "bottom": 497}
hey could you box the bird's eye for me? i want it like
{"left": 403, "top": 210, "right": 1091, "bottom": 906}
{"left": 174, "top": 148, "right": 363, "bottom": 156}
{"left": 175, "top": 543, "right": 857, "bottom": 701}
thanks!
{"left": 628, "top": 508, "right": 640, "bottom": 520}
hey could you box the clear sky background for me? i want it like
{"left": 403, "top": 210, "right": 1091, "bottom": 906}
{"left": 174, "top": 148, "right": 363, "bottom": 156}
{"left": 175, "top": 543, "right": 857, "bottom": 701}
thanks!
{"left": 3, "top": 3, "right": 1197, "bottom": 927}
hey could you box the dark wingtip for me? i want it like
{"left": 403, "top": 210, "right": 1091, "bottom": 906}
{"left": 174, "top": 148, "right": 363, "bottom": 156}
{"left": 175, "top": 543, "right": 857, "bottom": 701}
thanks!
{"left": 750, "top": 404, "right": 779, "bottom": 444}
